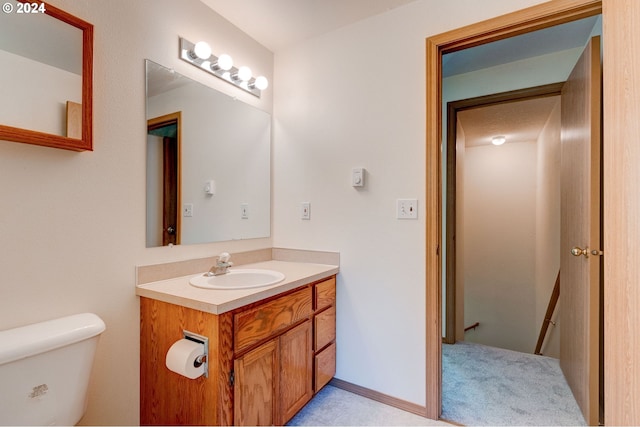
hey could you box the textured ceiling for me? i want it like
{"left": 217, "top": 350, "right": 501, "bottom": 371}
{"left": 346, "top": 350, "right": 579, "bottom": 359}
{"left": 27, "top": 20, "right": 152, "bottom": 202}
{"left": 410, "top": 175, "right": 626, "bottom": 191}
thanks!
{"left": 458, "top": 96, "right": 560, "bottom": 147}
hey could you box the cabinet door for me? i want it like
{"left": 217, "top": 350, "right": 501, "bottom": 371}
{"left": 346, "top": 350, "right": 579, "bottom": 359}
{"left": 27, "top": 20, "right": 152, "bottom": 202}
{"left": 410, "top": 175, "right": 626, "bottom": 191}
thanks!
{"left": 279, "top": 320, "right": 313, "bottom": 425}
{"left": 315, "top": 342, "right": 336, "bottom": 393}
{"left": 234, "top": 340, "right": 279, "bottom": 426}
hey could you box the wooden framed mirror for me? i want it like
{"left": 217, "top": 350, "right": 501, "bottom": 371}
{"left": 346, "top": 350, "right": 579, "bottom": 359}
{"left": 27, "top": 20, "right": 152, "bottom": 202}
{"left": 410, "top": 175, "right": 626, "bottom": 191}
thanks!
{"left": 0, "top": 1, "right": 93, "bottom": 151}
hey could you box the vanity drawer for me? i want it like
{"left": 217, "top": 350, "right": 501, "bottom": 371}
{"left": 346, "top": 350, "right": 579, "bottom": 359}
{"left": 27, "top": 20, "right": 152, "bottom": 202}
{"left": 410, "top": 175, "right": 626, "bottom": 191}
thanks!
{"left": 314, "top": 342, "right": 336, "bottom": 393}
{"left": 314, "top": 305, "right": 336, "bottom": 351}
{"left": 314, "top": 277, "right": 336, "bottom": 311}
{"left": 234, "top": 287, "right": 312, "bottom": 353}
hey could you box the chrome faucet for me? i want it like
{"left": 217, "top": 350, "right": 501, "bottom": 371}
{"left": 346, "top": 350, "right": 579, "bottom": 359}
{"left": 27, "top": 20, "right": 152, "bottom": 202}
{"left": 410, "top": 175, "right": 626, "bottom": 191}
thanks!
{"left": 205, "top": 252, "right": 233, "bottom": 276}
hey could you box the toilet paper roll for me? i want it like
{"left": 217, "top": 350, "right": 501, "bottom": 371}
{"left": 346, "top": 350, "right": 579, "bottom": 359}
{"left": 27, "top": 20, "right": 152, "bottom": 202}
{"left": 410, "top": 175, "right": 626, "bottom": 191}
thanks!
{"left": 165, "top": 339, "right": 205, "bottom": 379}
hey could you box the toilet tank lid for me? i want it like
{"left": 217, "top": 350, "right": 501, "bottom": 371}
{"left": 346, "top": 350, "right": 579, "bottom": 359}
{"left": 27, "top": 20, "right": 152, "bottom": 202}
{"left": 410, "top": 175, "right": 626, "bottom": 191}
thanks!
{"left": 0, "top": 313, "right": 106, "bottom": 366}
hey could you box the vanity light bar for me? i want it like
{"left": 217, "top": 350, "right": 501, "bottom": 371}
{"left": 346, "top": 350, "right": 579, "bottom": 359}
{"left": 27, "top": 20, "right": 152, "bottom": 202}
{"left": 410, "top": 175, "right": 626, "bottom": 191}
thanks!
{"left": 179, "top": 37, "right": 268, "bottom": 98}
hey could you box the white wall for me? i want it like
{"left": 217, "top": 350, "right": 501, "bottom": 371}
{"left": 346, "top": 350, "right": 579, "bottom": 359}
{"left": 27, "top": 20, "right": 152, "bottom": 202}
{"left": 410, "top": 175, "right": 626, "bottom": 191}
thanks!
{"left": 535, "top": 99, "right": 562, "bottom": 357}
{"left": 273, "top": 0, "right": 547, "bottom": 406}
{"left": 0, "top": 49, "right": 81, "bottom": 135}
{"left": 463, "top": 142, "right": 538, "bottom": 353}
{"left": 147, "top": 83, "right": 271, "bottom": 245}
{"left": 0, "top": 0, "right": 560, "bottom": 423}
{"left": 0, "top": 0, "right": 272, "bottom": 425}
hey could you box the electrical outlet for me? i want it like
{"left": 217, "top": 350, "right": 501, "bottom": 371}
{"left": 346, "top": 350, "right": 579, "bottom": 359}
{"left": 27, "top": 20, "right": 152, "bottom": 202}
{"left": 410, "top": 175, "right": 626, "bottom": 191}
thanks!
{"left": 397, "top": 199, "right": 418, "bottom": 219}
{"left": 301, "top": 202, "right": 311, "bottom": 220}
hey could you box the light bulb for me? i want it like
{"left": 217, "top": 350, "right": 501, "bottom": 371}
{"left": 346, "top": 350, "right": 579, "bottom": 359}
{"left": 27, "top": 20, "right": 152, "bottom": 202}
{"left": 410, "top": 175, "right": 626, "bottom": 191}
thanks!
{"left": 492, "top": 136, "right": 506, "bottom": 146}
{"left": 217, "top": 54, "right": 233, "bottom": 71}
{"left": 254, "top": 76, "right": 269, "bottom": 90}
{"left": 192, "top": 41, "right": 211, "bottom": 60}
{"left": 237, "top": 66, "right": 252, "bottom": 82}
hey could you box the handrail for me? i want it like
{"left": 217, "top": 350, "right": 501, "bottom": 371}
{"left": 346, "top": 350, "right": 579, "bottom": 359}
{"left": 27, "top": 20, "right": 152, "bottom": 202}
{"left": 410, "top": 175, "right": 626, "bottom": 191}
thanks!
{"left": 534, "top": 271, "right": 560, "bottom": 355}
{"left": 464, "top": 322, "right": 479, "bottom": 332}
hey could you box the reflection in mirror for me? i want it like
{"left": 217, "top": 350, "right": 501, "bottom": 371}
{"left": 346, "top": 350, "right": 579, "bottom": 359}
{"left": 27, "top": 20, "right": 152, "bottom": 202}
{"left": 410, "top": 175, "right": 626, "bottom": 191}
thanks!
{"left": 145, "top": 60, "right": 271, "bottom": 247}
{"left": 0, "top": 0, "right": 93, "bottom": 151}
{"left": 0, "top": 1, "right": 81, "bottom": 136}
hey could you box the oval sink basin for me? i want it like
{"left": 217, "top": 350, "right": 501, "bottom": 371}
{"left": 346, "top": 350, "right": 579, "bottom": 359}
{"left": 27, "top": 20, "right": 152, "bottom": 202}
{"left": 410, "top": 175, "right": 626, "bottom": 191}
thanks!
{"left": 189, "top": 269, "right": 285, "bottom": 290}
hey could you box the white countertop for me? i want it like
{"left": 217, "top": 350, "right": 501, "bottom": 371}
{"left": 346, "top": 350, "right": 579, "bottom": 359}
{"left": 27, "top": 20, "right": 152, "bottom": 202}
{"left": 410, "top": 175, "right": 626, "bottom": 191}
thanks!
{"left": 135, "top": 260, "right": 339, "bottom": 314}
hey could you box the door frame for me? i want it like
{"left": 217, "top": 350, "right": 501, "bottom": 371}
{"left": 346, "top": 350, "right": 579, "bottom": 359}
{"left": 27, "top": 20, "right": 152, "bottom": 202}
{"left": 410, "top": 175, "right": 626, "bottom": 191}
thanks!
{"left": 147, "top": 111, "right": 182, "bottom": 246}
{"left": 425, "top": 0, "right": 602, "bottom": 419}
{"left": 444, "top": 83, "right": 564, "bottom": 344}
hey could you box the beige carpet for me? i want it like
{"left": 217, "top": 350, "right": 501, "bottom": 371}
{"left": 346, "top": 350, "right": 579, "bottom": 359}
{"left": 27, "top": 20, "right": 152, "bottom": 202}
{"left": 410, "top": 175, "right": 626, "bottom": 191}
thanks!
{"left": 289, "top": 341, "right": 585, "bottom": 426}
{"left": 442, "top": 341, "right": 586, "bottom": 425}
{"left": 288, "top": 385, "right": 449, "bottom": 426}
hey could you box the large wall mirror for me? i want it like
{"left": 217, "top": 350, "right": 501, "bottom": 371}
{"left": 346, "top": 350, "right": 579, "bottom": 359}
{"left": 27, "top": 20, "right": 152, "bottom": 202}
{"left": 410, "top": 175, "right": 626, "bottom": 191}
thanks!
{"left": 0, "top": 0, "right": 93, "bottom": 151}
{"left": 145, "top": 60, "right": 271, "bottom": 247}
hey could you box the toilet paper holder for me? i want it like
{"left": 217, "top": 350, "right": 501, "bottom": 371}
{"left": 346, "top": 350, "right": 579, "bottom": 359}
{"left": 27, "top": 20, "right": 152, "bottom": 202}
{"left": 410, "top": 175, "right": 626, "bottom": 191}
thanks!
{"left": 183, "top": 330, "right": 209, "bottom": 378}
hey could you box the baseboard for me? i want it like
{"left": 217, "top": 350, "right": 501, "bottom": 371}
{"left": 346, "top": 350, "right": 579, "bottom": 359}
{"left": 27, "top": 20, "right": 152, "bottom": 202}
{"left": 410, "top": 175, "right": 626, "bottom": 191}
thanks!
{"left": 329, "top": 378, "right": 428, "bottom": 418}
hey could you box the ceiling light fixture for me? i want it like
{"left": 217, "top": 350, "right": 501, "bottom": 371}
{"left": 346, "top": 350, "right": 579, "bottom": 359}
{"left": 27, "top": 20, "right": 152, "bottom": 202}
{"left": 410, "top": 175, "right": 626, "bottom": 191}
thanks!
{"left": 179, "top": 37, "right": 269, "bottom": 98}
{"left": 492, "top": 136, "right": 506, "bottom": 146}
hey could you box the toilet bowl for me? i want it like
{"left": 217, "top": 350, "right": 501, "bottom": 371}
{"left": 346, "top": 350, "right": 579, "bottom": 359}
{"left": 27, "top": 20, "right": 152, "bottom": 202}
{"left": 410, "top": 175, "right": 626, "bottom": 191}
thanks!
{"left": 0, "top": 313, "right": 106, "bottom": 426}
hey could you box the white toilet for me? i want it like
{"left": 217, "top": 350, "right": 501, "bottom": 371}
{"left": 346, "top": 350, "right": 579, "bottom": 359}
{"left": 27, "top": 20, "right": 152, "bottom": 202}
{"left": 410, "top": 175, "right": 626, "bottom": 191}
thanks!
{"left": 0, "top": 313, "right": 106, "bottom": 426}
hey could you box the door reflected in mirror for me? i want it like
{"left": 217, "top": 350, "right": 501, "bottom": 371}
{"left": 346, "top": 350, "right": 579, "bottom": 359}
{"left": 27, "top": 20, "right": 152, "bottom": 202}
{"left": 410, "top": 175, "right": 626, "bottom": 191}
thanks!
{"left": 145, "top": 60, "right": 271, "bottom": 247}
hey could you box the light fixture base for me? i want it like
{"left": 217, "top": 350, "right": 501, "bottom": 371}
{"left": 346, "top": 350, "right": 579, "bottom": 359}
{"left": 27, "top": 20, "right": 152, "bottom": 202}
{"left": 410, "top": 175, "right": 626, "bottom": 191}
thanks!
{"left": 179, "top": 37, "right": 263, "bottom": 98}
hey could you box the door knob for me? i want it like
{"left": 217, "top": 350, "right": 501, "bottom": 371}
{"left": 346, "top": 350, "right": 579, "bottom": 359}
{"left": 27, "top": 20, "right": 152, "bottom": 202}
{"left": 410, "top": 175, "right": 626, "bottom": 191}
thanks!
{"left": 167, "top": 226, "right": 176, "bottom": 235}
{"left": 571, "top": 246, "right": 589, "bottom": 257}
{"left": 571, "top": 246, "right": 604, "bottom": 258}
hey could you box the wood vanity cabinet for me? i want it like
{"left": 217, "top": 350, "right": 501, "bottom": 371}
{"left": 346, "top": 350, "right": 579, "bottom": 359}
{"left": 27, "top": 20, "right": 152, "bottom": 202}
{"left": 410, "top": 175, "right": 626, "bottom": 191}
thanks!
{"left": 140, "top": 275, "right": 336, "bottom": 426}
{"left": 234, "top": 320, "right": 312, "bottom": 425}
{"left": 313, "top": 277, "right": 336, "bottom": 392}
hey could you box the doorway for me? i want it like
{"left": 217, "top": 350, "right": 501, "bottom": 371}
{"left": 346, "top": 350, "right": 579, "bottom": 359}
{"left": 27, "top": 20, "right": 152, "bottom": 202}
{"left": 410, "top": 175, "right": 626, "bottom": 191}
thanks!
{"left": 444, "top": 84, "right": 563, "bottom": 351}
{"left": 424, "top": 0, "right": 602, "bottom": 421}
{"left": 147, "top": 111, "right": 182, "bottom": 247}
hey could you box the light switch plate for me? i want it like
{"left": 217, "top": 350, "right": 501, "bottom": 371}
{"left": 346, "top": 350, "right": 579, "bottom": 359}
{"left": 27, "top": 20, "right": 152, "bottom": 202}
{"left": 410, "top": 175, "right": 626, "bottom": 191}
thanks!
{"left": 397, "top": 199, "right": 418, "bottom": 219}
{"left": 241, "top": 203, "right": 249, "bottom": 219}
{"left": 301, "top": 202, "right": 311, "bottom": 220}
{"left": 204, "top": 180, "right": 216, "bottom": 195}
{"left": 183, "top": 203, "right": 193, "bottom": 217}
{"left": 352, "top": 167, "right": 364, "bottom": 187}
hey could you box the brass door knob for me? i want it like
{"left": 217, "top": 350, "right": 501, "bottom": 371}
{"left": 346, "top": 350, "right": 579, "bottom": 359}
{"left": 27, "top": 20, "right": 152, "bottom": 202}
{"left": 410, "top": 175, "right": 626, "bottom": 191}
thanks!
{"left": 571, "top": 246, "right": 604, "bottom": 258}
{"left": 571, "top": 246, "right": 589, "bottom": 257}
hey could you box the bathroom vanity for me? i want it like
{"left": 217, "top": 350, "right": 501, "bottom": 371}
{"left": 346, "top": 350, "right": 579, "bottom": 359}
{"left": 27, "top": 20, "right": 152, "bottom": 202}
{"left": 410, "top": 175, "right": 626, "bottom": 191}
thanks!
{"left": 136, "top": 253, "right": 338, "bottom": 426}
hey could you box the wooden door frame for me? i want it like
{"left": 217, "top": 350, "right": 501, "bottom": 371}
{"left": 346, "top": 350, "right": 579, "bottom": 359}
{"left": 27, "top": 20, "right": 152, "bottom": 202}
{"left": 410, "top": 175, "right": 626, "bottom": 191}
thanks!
{"left": 425, "top": 0, "right": 602, "bottom": 419}
{"left": 147, "top": 111, "right": 182, "bottom": 246}
{"left": 444, "top": 83, "right": 564, "bottom": 344}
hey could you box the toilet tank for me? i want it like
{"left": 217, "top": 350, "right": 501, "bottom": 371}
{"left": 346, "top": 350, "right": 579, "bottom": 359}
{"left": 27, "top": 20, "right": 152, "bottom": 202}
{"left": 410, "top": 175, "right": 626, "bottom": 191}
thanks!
{"left": 0, "top": 313, "right": 106, "bottom": 426}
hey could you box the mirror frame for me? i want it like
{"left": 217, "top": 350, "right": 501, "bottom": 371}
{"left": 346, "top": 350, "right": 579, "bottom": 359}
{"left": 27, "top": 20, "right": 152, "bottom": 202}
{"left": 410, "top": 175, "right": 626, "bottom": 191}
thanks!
{"left": 0, "top": 1, "right": 93, "bottom": 151}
